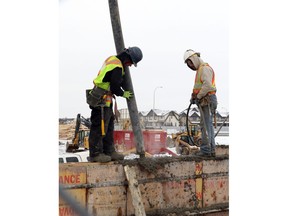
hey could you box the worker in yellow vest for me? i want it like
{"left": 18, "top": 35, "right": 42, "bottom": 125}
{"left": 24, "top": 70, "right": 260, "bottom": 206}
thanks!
{"left": 87, "top": 46, "right": 143, "bottom": 162}
{"left": 184, "top": 49, "right": 218, "bottom": 157}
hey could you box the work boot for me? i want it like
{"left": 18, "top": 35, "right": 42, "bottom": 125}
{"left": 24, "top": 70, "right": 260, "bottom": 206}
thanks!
{"left": 91, "top": 154, "right": 111, "bottom": 163}
{"left": 109, "top": 151, "right": 124, "bottom": 161}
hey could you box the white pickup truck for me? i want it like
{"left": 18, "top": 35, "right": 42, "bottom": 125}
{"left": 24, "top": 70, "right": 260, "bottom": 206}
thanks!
{"left": 59, "top": 151, "right": 89, "bottom": 163}
{"left": 59, "top": 140, "right": 89, "bottom": 163}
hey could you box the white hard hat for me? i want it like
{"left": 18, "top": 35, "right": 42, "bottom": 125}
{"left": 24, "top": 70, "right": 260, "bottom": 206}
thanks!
{"left": 183, "top": 49, "right": 200, "bottom": 63}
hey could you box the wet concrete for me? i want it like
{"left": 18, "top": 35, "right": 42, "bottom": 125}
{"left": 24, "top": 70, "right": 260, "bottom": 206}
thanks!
{"left": 119, "top": 154, "right": 229, "bottom": 174}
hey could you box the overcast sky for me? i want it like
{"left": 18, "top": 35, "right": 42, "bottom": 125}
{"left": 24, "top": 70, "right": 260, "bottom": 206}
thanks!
{"left": 59, "top": 0, "right": 229, "bottom": 118}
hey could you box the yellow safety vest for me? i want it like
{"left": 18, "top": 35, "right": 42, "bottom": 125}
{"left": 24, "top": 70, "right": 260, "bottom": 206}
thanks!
{"left": 193, "top": 63, "right": 216, "bottom": 95}
{"left": 93, "top": 56, "right": 124, "bottom": 90}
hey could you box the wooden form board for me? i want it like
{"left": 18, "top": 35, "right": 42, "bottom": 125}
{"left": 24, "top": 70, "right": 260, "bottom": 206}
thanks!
{"left": 59, "top": 165, "right": 87, "bottom": 216}
{"left": 59, "top": 157, "right": 229, "bottom": 215}
{"left": 124, "top": 165, "right": 146, "bottom": 216}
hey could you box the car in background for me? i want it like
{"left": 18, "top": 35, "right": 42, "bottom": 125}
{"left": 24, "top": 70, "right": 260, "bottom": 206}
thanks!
{"left": 59, "top": 140, "right": 89, "bottom": 163}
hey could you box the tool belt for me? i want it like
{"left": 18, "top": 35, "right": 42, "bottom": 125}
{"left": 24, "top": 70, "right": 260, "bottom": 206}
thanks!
{"left": 199, "top": 94, "right": 211, "bottom": 107}
{"left": 86, "top": 86, "right": 108, "bottom": 108}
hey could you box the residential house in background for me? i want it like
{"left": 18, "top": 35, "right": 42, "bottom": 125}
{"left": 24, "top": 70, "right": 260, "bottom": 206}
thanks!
{"left": 162, "top": 110, "right": 179, "bottom": 127}
{"left": 59, "top": 107, "right": 229, "bottom": 134}
{"left": 179, "top": 106, "right": 229, "bottom": 126}
{"left": 179, "top": 107, "right": 200, "bottom": 126}
{"left": 115, "top": 106, "right": 229, "bottom": 132}
{"left": 141, "top": 109, "right": 178, "bottom": 129}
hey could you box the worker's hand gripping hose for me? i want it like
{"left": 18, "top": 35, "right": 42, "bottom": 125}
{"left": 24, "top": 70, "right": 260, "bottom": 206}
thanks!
{"left": 123, "top": 91, "right": 133, "bottom": 99}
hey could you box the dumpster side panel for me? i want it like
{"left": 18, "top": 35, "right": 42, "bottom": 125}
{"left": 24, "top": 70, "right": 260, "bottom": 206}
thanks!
{"left": 114, "top": 131, "right": 135, "bottom": 151}
{"left": 143, "top": 131, "right": 167, "bottom": 154}
{"left": 114, "top": 130, "right": 168, "bottom": 154}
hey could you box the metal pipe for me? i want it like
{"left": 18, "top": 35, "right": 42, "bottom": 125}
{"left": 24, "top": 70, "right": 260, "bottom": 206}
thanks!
{"left": 59, "top": 185, "right": 91, "bottom": 216}
{"left": 108, "top": 0, "right": 145, "bottom": 157}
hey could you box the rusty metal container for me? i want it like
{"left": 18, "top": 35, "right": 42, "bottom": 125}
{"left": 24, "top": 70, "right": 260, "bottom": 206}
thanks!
{"left": 142, "top": 130, "right": 167, "bottom": 154}
{"left": 114, "top": 130, "right": 167, "bottom": 155}
{"left": 114, "top": 130, "right": 135, "bottom": 152}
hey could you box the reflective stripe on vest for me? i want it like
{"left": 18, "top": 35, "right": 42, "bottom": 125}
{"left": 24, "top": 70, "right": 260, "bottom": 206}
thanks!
{"left": 193, "top": 63, "right": 216, "bottom": 94}
{"left": 93, "top": 56, "right": 124, "bottom": 90}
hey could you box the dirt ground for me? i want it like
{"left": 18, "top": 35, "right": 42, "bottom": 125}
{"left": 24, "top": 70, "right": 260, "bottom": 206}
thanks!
{"left": 59, "top": 121, "right": 88, "bottom": 140}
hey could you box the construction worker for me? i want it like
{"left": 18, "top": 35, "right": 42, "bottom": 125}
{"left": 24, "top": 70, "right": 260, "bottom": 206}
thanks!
{"left": 123, "top": 120, "right": 130, "bottom": 130}
{"left": 86, "top": 47, "right": 143, "bottom": 162}
{"left": 184, "top": 49, "right": 218, "bottom": 157}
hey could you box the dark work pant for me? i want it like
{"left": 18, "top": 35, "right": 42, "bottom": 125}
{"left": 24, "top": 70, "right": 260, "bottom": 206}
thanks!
{"left": 88, "top": 106, "right": 115, "bottom": 157}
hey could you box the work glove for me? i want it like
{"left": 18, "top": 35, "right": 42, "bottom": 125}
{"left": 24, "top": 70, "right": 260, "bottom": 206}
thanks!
{"left": 123, "top": 91, "right": 133, "bottom": 100}
{"left": 190, "top": 93, "right": 197, "bottom": 104}
{"left": 192, "top": 93, "right": 197, "bottom": 99}
{"left": 190, "top": 97, "right": 196, "bottom": 104}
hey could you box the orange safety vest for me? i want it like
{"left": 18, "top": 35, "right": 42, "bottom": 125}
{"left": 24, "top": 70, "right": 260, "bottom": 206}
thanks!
{"left": 193, "top": 63, "right": 216, "bottom": 95}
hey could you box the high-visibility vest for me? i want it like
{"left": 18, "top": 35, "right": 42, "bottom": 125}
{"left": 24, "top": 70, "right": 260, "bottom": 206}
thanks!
{"left": 193, "top": 63, "right": 216, "bottom": 95}
{"left": 93, "top": 56, "right": 124, "bottom": 90}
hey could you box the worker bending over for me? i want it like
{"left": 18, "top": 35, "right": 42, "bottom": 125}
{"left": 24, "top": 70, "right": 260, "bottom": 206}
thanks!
{"left": 87, "top": 47, "right": 143, "bottom": 162}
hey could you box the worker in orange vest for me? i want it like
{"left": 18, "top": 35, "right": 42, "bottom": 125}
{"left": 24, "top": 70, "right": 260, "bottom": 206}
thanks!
{"left": 184, "top": 49, "right": 218, "bottom": 157}
{"left": 87, "top": 47, "right": 143, "bottom": 162}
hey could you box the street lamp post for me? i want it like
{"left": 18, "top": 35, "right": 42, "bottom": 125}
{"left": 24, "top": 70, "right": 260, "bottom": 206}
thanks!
{"left": 153, "top": 86, "right": 163, "bottom": 127}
